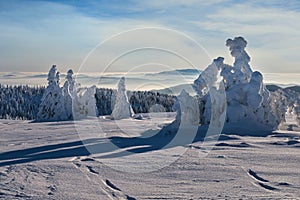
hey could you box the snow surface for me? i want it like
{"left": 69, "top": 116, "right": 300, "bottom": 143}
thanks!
{"left": 0, "top": 114, "right": 300, "bottom": 199}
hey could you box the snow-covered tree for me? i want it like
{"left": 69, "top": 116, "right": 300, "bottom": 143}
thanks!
{"left": 111, "top": 77, "right": 134, "bottom": 119}
{"left": 73, "top": 86, "right": 97, "bottom": 119}
{"left": 62, "top": 69, "right": 76, "bottom": 119}
{"left": 0, "top": 79, "right": 175, "bottom": 120}
{"left": 226, "top": 36, "right": 252, "bottom": 84}
{"left": 284, "top": 89, "right": 300, "bottom": 126}
{"left": 193, "top": 37, "right": 289, "bottom": 133}
{"left": 36, "top": 65, "right": 68, "bottom": 121}
{"left": 173, "top": 90, "right": 199, "bottom": 125}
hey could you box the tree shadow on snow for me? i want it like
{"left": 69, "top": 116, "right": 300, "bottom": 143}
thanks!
{"left": 0, "top": 122, "right": 209, "bottom": 167}
{"left": 0, "top": 121, "right": 273, "bottom": 167}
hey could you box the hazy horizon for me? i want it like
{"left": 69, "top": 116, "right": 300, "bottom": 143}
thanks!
{"left": 0, "top": 70, "right": 299, "bottom": 92}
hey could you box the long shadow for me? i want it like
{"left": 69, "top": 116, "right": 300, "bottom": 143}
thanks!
{"left": 0, "top": 140, "right": 91, "bottom": 167}
{"left": 93, "top": 122, "right": 208, "bottom": 159}
{"left": 0, "top": 122, "right": 209, "bottom": 167}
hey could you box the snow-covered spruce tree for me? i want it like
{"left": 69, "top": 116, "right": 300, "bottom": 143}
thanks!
{"left": 111, "top": 77, "right": 134, "bottom": 119}
{"left": 36, "top": 65, "right": 68, "bottom": 121}
{"left": 72, "top": 86, "right": 97, "bottom": 119}
{"left": 0, "top": 85, "right": 45, "bottom": 120}
{"left": 284, "top": 89, "right": 300, "bottom": 126}
{"left": 173, "top": 89, "right": 199, "bottom": 126}
{"left": 95, "top": 88, "right": 115, "bottom": 116}
{"left": 293, "top": 102, "right": 300, "bottom": 126}
{"left": 62, "top": 69, "right": 76, "bottom": 119}
{"left": 193, "top": 37, "right": 287, "bottom": 134}
{"left": 226, "top": 36, "right": 252, "bottom": 85}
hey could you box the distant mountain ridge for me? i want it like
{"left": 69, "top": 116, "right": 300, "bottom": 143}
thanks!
{"left": 146, "top": 69, "right": 201, "bottom": 76}
{"left": 266, "top": 84, "right": 300, "bottom": 93}
{"left": 153, "top": 83, "right": 300, "bottom": 95}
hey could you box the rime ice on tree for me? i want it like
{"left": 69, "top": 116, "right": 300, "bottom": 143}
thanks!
{"left": 37, "top": 66, "right": 97, "bottom": 121}
{"left": 62, "top": 69, "right": 76, "bottom": 119}
{"left": 226, "top": 36, "right": 252, "bottom": 84}
{"left": 111, "top": 77, "right": 134, "bottom": 120}
{"left": 36, "top": 65, "right": 68, "bottom": 121}
{"left": 73, "top": 86, "right": 97, "bottom": 119}
{"left": 193, "top": 37, "right": 288, "bottom": 134}
{"left": 173, "top": 90, "right": 199, "bottom": 126}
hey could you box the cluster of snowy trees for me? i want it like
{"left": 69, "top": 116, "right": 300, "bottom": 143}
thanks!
{"left": 192, "top": 36, "right": 300, "bottom": 132}
{"left": 37, "top": 66, "right": 175, "bottom": 121}
{"left": 36, "top": 65, "right": 98, "bottom": 121}
{"left": 0, "top": 68, "right": 175, "bottom": 120}
{"left": 129, "top": 91, "right": 174, "bottom": 113}
{"left": 0, "top": 84, "right": 44, "bottom": 120}
{"left": 1, "top": 37, "right": 299, "bottom": 130}
{"left": 95, "top": 85, "right": 175, "bottom": 116}
{"left": 36, "top": 65, "right": 76, "bottom": 121}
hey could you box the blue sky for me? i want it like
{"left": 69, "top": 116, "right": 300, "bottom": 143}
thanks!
{"left": 0, "top": 0, "right": 300, "bottom": 74}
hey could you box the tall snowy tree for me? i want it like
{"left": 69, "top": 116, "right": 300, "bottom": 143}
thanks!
{"left": 73, "top": 86, "right": 97, "bottom": 119}
{"left": 36, "top": 65, "right": 68, "bottom": 121}
{"left": 226, "top": 36, "right": 252, "bottom": 84}
{"left": 111, "top": 77, "right": 134, "bottom": 119}
{"left": 193, "top": 37, "right": 288, "bottom": 133}
{"left": 173, "top": 89, "right": 199, "bottom": 126}
{"left": 62, "top": 69, "right": 75, "bottom": 119}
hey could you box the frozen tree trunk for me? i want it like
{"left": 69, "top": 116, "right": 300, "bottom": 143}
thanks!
{"left": 111, "top": 77, "right": 134, "bottom": 120}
